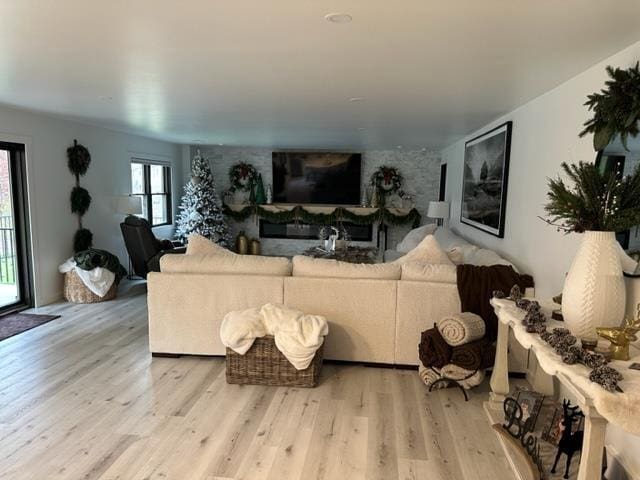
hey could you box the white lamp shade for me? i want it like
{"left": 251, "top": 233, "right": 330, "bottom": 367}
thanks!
{"left": 427, "top": 201, "right": 450, "bottom": 219}
{"left": 116, "top": 195, "right": 143, "bottom": 215}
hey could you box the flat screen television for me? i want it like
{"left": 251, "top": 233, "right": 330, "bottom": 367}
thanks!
{"left": 272, "top": 152, "right": 361, "bottom": 205}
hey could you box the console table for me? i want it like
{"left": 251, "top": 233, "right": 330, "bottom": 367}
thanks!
{"left": 487, "top": 298, "right": 640, "bottom": 480}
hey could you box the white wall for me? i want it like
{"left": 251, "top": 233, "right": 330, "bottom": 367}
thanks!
{"left": 189, "top": 145, "right": 442, "bottom": 256}
{"left": 441, "top": 40, "right": 640, "bottom": 479}
{"left": 0, "top": 105, "right": 181, "bottom": 306}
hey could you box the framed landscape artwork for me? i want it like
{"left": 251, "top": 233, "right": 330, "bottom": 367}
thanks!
{"left": 461, "top": 121, "right": 512, "bottom": 237}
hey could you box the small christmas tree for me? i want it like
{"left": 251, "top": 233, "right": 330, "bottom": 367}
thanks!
{"left": 175, "top": 150, "right": 231, "bottom": 247}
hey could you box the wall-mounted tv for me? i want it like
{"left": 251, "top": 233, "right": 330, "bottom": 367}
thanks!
{"left": 272, "top": 152, "right": 361, "bottom": 205}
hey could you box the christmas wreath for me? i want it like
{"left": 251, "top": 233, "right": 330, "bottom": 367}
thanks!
{"left": 229, "top": 162, "right": 257, "bottom": 192}
{"left": 370, "top": 166, "right": 403, "bottom": 194}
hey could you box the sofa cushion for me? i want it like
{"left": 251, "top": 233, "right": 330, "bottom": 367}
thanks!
{"left": 292, "top": 255, "right": 401, "bottom": 280}
{"left": 464, "top": 246, "right": 516, "bottom": 269}
{"left": 401, "top": 262, "right": 457, "bottom": 283}
{"left": 396, "top": 224, "right": 438, "bottom": 254}
{"left": 393, "top": 234, "right": 453, "bottom": 265}
{"left": 186, "top": 233, "right": 235, "bottom": 256}
{"left": 161, "top": 253, "right": 292, "bottom": 276}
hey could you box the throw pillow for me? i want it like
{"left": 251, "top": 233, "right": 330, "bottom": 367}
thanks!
{"left": 186, "top": 233, "right": 236, "bottom": 256}
{"left": 393, "top": 234, "right": 453, "bottom": 265}
{"left": 396, "top": 224, "right": 438, "bottom": 254}
{"left": 433, "top": 227, "right": 471, "bottom": 251}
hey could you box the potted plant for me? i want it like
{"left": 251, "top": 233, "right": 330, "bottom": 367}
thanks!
{"left": 543, "top": 161, "right": 640, "bottom": 340}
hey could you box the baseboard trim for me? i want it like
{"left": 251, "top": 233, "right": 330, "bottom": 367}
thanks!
{"left": 606, "top": 445, "right": 640, "bottom": 480}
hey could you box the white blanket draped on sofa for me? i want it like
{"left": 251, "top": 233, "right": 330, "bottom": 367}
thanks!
{"left": 220, "top": 303, "right": 329, "bottom": 370}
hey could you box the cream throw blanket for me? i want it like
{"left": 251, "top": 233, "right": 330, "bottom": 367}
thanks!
{"left": 418, "top": 364, "right": 484, "bottom": 390}
{"left": 437, "top": 312, "right": 485, "bottom": 347}
{"left": 220, "top": 304, "right": 329, "bottom": 370}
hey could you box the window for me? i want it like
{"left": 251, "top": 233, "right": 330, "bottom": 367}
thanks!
{"left": 131, "top": 160, "right": 172, "bottom": 226}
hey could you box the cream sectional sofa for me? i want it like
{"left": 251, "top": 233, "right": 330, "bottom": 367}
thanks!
{"left": 147, "top": 253, "right": 462, "bottom": 365}
{"left": 147, "top": 228, "right": 528, "bottom": 366}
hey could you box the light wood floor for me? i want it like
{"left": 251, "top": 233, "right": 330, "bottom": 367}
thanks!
{"left": 0, "top": 282, "right": 513, "bottom": 480}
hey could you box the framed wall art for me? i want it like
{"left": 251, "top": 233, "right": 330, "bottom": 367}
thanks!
{"left": 461, "top": 121, "right": 512, "bottom": 237}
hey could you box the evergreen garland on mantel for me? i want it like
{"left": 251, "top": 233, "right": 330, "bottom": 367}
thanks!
{"left": 223, "top": 204, "right": 421, "bottom": 228}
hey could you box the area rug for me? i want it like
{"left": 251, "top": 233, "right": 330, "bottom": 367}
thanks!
{"left": 0, "top": 313, "right": 61, "bottom": 342}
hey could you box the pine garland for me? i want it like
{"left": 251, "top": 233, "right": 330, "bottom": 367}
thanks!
{"left": 223, "top": 204, "right": 421, "bottom": 228}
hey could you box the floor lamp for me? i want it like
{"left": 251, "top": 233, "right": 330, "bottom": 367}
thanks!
{"left": 427, "top": 201, "right": 450, "bottom": 227}
{"left": 116, "top": 195, "right": 143, "bottom": 280}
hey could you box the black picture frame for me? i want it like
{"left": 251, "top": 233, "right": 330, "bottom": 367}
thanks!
{"left": 460, "top": 121, "right": 512, "bottom": 238}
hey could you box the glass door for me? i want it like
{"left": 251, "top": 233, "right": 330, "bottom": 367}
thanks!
{"left": 0, "top": 142, "right": 31, "bottom": 312}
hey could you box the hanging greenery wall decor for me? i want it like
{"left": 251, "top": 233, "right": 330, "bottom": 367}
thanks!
{"left": 228, "top": 162, "right": 258, "bottom": 192}
{"left": 67, "top": 139, "right": 93, "bottom": 252}
{"left": 579, "top": 62, "right": 640, "bottom": 151}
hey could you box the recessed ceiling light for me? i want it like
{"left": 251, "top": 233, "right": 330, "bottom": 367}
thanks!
{"left": 325, "top": 13, "right": 352, "bottom": 24}
{"left": 349, "top": 97, "right": 365, "bottom": 103}
{"left": 218, "top": 143, "right": 224, "bottom": 146}
{"left": 396, "top": 146, "right": 403, "bottom": 149}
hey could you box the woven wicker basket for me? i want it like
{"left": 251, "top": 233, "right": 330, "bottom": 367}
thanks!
{"left": 226, "top": 336, "right": 323, "bottom": 388}
{"left": 63, "top": 270, "right": 117, "bottom": 304}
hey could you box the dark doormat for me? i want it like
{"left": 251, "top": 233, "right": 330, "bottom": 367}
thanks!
{"left": 0, "top": 313, "right": 61, "bottom": 342}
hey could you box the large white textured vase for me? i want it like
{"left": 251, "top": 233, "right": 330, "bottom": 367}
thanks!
{"left": 562, "top": 231, "right": 625, "bottom": 340}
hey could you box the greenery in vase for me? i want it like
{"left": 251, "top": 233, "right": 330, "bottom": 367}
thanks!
{"left": 542, "top": 161, "right": 640, "bottom": 233}
{"left": 579, "top": 62, "right": 640, "bottom": 151}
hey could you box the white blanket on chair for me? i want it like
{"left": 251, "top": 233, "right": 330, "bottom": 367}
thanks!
{"left": 220, "top": 303, "right": 329, "bottom": 370}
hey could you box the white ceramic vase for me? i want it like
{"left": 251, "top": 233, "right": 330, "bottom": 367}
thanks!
{"left": 562, "top": 231, "right": 626, "bottom": 341}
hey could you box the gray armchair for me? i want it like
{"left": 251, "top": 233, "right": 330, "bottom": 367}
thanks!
{"left": 120, "top": 216, "right": 184, "bottom": 278}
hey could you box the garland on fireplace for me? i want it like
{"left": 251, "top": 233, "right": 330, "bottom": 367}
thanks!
{"left": 222, "top": 204, "right": 421, "bottom": 227}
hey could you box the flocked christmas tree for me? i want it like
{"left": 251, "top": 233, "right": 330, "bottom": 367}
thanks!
{"left": 175, "top": 150, "right": 231, "bottom": 247}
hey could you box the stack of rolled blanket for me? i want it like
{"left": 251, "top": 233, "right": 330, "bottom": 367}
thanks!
{"left": 418, "top": 312, "right": 495, "bottom": 390}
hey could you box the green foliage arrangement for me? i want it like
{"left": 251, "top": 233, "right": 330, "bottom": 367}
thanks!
{"left": 579, "top": 62, "right": 640, "bottom": 151}
{"left": 70, "top": 186, "right": 92, "bottom": 215}
{"left": 542, "top": 161, "right": 640, "bottom": 233}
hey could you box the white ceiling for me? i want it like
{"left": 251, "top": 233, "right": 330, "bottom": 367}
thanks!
{"left": 1, "top": 1, "right": 640, "bottom": 150}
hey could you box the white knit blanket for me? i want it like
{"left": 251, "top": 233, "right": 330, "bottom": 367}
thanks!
{"left": 437, "top": 312, "right": 485, "bottom": 346}
{"left": 220, "top": 304, "right": 329, "bottom": 370}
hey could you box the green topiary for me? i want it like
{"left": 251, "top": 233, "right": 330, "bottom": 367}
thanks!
{"left": 70, "top": 186, "right": 92, "bottom": 215}
{"left": 579, "top": 62, "right": 640, "bottom": 151}
{"left": 542, "top": 161, "right": 640, "bottom": 233}
{"left": 73, "top": 228, "right": 93, "bottom": 253}
{"left": 67, "top": 139, "right": 92, "bottom": 178}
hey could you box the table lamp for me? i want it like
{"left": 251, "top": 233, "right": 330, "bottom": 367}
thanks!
{"left": 427, "top": 201, "right": 450, "bottom": 226}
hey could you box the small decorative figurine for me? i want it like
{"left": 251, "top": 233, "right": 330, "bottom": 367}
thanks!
{"left": 551, "top": 400, "right": 584, "bottom": 480}
{"left": 509, "top": 284, "right": 523, "bottom": 301}
{"left": 596, "top": 317, "right": 640, "bottom": 361}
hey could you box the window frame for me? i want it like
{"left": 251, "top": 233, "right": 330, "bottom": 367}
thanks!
{"left": 130, "top": 159, "right": 172, "bottom": 227}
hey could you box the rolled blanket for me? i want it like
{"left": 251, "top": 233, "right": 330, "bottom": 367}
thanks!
{"left": 440, "top": 364, "right": 485, "bottom": 390}
{"left": 450, "top": 337, "right": 495, "bottom": 371}
{"left": 418, "top": 365, "right": 442, "bottom": 388}
{"left": 418, "top": 326, "right": 452, "bottom": 369}
{"left": 437, "top": 312, "right": 485, "bottom": 347}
